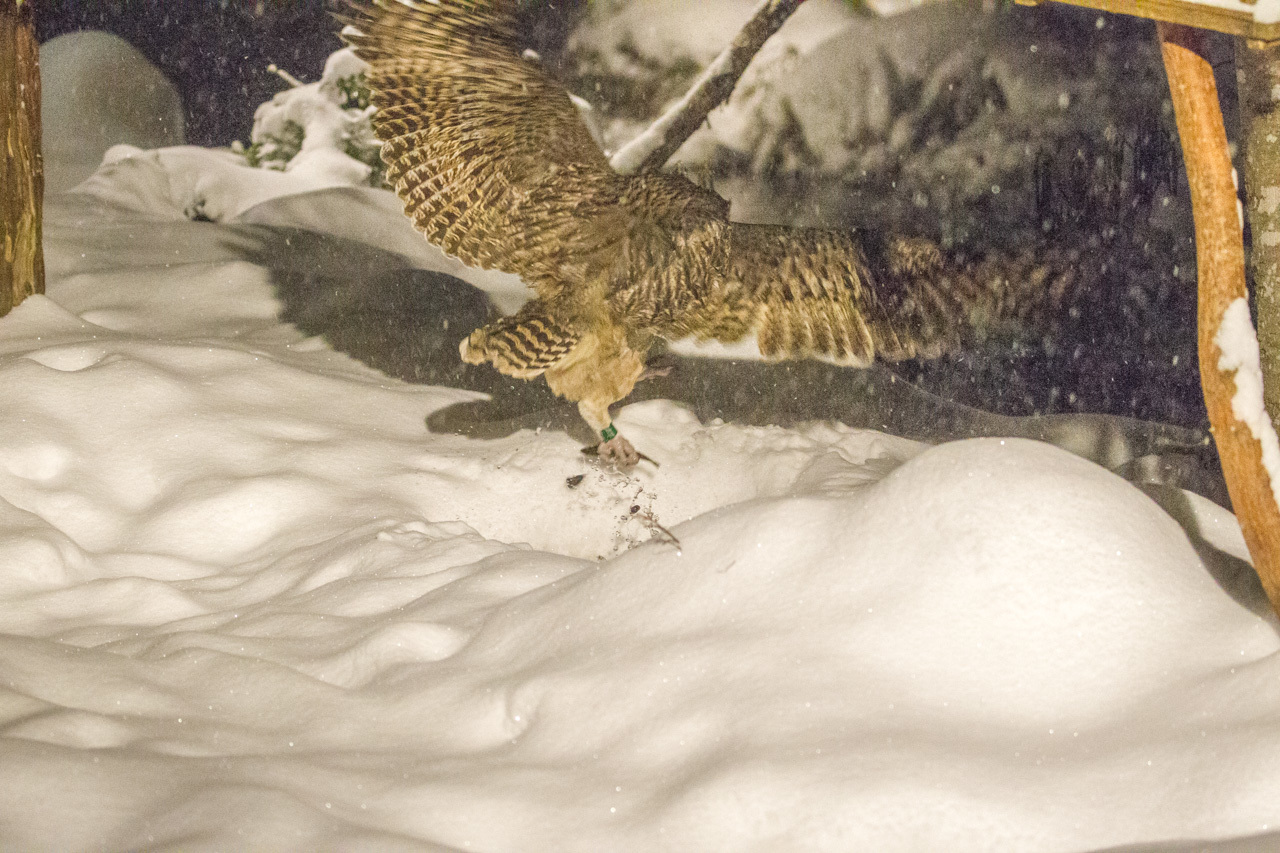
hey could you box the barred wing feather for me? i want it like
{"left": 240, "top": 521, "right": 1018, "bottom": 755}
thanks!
{"left": 333, "top": 0, "right": 627, "bottom": 297}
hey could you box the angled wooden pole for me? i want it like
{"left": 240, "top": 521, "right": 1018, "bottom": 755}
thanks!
{"left": 1160, "top": 22, "right": 1280, "bottom": 616}
{"left": 1, "top": 0, "right": 45, "bottom": 317}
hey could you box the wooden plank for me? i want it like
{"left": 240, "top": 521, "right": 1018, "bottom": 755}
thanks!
{"left": 1160, "top": 21, "right": 1280, "bottom": 618}
{"left": 1017, "top": 0, "right": 1280, "bottom": 42}
{"left": 1, "top": 0, "right": 45, "bottom": 317}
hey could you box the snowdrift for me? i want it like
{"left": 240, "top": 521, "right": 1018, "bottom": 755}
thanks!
{"left": 1, "top": 16, "right": 1278, "bottom": 853}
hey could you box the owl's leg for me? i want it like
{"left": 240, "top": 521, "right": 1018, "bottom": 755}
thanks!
{"left": 578, "top": 398, "right": 642, "bottom": 467}
{"left": 540, "top": 326, "right": 652, "bottom": 467}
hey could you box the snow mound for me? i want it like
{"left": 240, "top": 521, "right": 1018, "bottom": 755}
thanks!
{"left": 3, "top": 317, "right": 1279, "bottom": 851}
{"left": 240, "top": 47, "right": 378, "bottom": 187}
{"left": 40, "top": 31, "right": 185, "bottom": 193}
{"left": 399, "top": 438, "right": 1280, "bottom": 851}
{"left": 2, "top": 18, "right": 1278, "bottom": 850}
{"left": 65, "top": 47, "right": 379, "bottom": 222}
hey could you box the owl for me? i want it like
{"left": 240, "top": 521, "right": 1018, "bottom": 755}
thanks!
{"left": 333, "top": 0, "right": 1075, "bottom": 465}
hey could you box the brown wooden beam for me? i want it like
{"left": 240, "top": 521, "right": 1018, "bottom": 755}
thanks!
{"left": 1, "top": 0, "right": 45, "bottom": 317}
{"left": 1019, "top": 0, "right": 1280, "bottom": 43}
{"left": 1160, "top": 21, "right": 1280, "bottom": 616}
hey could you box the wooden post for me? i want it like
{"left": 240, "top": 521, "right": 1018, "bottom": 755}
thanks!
{"left": 1160, "top": 22, "right": 1280, "bottom": 616}
{"left": 1236, "top": 38, "right": 1280, "bottom": 430}
{"left": 1, "top": 0, "right": 44, "bottom": 317}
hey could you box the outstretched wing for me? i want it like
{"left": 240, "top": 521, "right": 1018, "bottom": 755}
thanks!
{"left": 331, "top": 0, "right": 629, "bottom": 298}
{"left": 728, "top": 224, "right": 1077, "bottom": 364}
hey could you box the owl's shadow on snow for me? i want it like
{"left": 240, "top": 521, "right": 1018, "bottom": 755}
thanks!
{"left": 227, "top": 224, "right": 551, "bottom": 407}
{"left": 229, "top": 225, "right": 1228, "bottom": 500}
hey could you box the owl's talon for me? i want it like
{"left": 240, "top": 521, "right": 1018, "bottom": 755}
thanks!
{"left": 595, "top": 435, "right": 639, "bottom": 467}
{"left": 581, "top": 436, "right": 658, "bottom": 468}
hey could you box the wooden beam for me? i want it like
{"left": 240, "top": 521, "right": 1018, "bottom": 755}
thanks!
{"left": 1160, "top": 21, "right": 1280, "bottom": 617}
{"left": 1, "top": 0, "right": 45, "bottom": 317}
{"left": 1018, "top": 0, "right": 1280, "bottom": 44}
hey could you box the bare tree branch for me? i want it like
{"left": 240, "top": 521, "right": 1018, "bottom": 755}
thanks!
{"left": 608, "top": 0, "right": 806, "bottom": 176}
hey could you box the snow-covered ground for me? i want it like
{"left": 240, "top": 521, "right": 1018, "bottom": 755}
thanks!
{"left": 2, "top": 13, "right": 1280, "bottom": 853}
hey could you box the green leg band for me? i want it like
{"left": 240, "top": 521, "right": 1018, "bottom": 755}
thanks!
{"left": 601, "top": 423, "right": 618, "bottom": 442}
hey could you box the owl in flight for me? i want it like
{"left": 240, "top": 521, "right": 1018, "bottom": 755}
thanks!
{"left": 333, "top": 0, "right": 1075, "bottom": 466}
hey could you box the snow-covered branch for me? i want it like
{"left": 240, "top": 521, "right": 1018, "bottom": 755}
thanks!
{"left": 609, "top": 0, "right": 806, "bottom": 175}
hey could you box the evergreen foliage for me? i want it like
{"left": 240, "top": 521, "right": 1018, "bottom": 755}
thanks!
{"left": 235, "top": 68, "right": 386, "bottom": 188}
{"left": 243, "top": 119, "right": 306, "bottom": 171}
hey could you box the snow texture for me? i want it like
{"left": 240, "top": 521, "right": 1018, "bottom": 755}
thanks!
{"left": 39, "top": 31, "right": 186, "bottom": 193}
{"left": 2, "top": 23, "right": 1280, "bottom": 853}
{"left": 1216, "top": 297, "right": 1280, "bottom": 509}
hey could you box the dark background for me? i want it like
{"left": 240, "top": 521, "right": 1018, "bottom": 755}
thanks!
{"left": 36, "top": 1, "right": 339, "bottom": 146}
{"left": 34, "top": 0, "right": 586, "bottom": 146}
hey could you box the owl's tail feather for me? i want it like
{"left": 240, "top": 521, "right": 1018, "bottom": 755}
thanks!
{"left": 460, "top": 299, "right": 580, "bottom": 379}
{"left": 868, "top": 234, "right": 1082, "bottom": 361}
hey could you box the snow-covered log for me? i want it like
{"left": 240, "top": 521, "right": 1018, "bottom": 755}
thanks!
{"left": 0, "top": 0, "right": 43, "bottom": 317}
